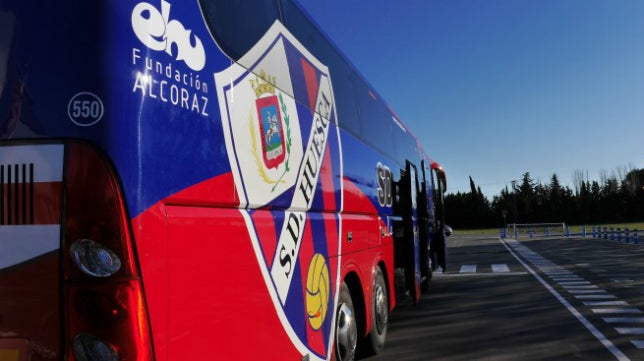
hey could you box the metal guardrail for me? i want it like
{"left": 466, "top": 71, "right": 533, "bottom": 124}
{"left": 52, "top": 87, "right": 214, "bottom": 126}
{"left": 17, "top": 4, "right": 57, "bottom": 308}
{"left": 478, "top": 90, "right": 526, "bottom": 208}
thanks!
{"left": 500, "top": 225, "right": 641, "bottom": 244}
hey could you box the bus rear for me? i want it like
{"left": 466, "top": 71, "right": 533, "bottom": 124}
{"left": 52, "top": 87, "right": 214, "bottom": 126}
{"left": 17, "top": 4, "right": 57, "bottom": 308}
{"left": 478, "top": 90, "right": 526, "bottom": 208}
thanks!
{"left": 0, "top": 1, "right": 162, "bottom": 359}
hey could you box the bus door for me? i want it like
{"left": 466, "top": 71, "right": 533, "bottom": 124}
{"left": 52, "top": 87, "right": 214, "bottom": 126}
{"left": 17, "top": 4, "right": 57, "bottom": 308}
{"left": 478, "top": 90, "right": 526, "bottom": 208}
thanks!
{"left": 393, "top": 161, "right": 421, "bottom": 303}
{"left": 417, "top": 160, "right": 431, "bottom": 291}
{"left": 430, "top": 163, "right": 447, "bottom": 271}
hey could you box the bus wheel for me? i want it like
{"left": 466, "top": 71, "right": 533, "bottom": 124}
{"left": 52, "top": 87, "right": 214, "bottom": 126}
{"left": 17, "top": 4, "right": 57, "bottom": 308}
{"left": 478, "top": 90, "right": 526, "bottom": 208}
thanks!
{"left": 335, "top": 282, "right": 357, "bottom": 361}
{"left": 367, "top": 267, "right": 388, "bottom": 354}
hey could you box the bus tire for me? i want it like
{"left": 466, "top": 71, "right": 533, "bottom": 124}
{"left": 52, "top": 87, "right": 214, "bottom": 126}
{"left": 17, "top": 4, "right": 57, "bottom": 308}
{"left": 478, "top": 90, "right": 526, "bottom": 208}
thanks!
{"left": 335, "top": 282, "right": 357, "bottom": 361}
{"left": 366, "top": 267, "right": 388, "bottom": 355}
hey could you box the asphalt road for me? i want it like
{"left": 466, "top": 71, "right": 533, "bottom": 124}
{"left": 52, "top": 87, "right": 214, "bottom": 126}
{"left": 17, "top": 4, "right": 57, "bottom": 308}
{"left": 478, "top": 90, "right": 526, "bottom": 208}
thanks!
{"left": 364, "top": 235, "right": 644, "bottom": 361}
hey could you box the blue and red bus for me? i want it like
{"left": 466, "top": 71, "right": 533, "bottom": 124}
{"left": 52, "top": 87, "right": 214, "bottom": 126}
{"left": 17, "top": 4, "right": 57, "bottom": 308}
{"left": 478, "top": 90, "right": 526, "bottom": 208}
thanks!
{"left": 0, "top": 0, "right": 448, "bottom": 360}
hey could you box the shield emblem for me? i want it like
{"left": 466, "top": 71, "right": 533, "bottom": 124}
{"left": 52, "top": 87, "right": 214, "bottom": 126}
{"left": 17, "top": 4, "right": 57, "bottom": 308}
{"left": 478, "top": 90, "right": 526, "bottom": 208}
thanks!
{"left": 215, "top": 20, "right": 343, "bottom": 361}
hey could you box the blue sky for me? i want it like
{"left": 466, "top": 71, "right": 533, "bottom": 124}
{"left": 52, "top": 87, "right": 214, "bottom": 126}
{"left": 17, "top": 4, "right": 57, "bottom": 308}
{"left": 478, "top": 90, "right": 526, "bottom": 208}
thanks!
{"left": 297, "top": 0, "right": 644, "bottom": 198}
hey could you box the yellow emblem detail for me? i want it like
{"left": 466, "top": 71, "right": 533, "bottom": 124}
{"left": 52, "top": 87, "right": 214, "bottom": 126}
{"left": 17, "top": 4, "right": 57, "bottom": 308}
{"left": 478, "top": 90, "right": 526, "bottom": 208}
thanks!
{"left": 305, "top": 253, "right": 330, "bottom": 330}
{"left": 250, "top": 69, "right": 277, "bottom": 97}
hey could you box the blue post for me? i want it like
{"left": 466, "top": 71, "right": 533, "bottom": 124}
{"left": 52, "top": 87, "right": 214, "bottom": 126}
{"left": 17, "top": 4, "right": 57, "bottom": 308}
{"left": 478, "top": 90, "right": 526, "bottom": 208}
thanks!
{"left": 603, "top": 227, "right": 608, "bottom": 239}
{"left": 625, "top": 228, "right": 630, "bottom": 243}
{"left": 566, "top": 226, "right": 570, "bottom": 237}
{"left": 592, "top": 226, "right": 597, "bottom": 238}
{"left": 610, "top": 227, "right": 615, "bottom": 241}
{"left": 617, "top": 228, "right": 622, "bottom": 242}
{"left": 500, "top": 228, "right": 506, "bottom": 239}
{"left": 545, "top": 226, "right": 550, "bottom": 237}
{"left": 634, "top": 229, "right": 639, "bottom": 244}
{"left": 582, "top": 225, "right": 587, "bottom": 238}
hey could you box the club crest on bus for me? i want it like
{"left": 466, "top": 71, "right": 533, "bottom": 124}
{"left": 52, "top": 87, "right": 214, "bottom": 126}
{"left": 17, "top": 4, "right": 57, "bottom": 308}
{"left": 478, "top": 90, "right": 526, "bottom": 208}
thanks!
{"left": 214, "top": 20, "right": 342, "bottom": 360}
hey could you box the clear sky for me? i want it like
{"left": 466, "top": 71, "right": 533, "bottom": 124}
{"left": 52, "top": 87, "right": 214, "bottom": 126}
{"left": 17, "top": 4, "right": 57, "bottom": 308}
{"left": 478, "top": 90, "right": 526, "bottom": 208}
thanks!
{"left": 296, "top": 0, "right": 644, "bottom": 198}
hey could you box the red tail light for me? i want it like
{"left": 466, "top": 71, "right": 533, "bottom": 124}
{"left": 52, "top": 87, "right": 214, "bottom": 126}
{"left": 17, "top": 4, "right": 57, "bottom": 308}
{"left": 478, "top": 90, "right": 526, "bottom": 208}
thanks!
{"left": 62, "top": 142, "right": 154, "bottom": 361}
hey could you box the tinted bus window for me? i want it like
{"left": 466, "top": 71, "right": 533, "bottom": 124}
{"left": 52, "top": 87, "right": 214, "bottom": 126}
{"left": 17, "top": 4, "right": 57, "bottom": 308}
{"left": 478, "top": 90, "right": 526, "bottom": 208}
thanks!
{"left": 392, "top": 126, "right": 418, "bottom": 166}
{"left": 199, "top": 0, "right": 280, "bottom": 61}
{"left": 356, "top": 83, "right": 394, "bottom": 159}
{"left": 278, "top": 0, "right": 362, "bottom": 135}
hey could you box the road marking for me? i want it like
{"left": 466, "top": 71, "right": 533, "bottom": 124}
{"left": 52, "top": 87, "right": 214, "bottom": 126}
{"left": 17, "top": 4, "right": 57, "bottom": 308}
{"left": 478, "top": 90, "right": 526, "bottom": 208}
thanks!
{"left": 459, "top": 265, "right": 477, "bottom": 273}
{"left": 584, "top": 301, "right": 630, "bottom": 306}
{"left": 616, "top": 328, "right": 644, "bottom": 335}
{"left": 603, "top": 317, "right": 644, "bottom": 323}
{"left": 435, "top": 271, "right": 528, "bottom": 278}
{"left": 491, "top": 264, "right": 510, "bottom": 273}
{"left": 559, "top": 281, "right": 592, "bottom": 286}
{"left": 568, "top": 289, "right": 607, "bottom": 294}
{"left": 546, "top": 271, "right": 574, "bottom": 275}
{"left": 552, "top": 277, "right": 584, "bottom": 281}
{"left": 592, "top": 308, "right": 643, "bottom": 314}
{"left": 575, "top": 295, "right": 617, "bottom": 300}
{"left": 500, "top": 238, "right": 630, "bottom": 361}
{"left": 562, "top": 284, "right": 599, "bottom": 289}
{"left": 631, "top": 340, "right": 644, "bottom": 348}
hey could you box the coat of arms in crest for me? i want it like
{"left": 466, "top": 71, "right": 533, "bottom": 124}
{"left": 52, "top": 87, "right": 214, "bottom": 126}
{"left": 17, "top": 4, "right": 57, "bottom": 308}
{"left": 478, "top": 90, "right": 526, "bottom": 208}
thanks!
{"left": 251, "top": 70, "right": 286, "bottom": 170}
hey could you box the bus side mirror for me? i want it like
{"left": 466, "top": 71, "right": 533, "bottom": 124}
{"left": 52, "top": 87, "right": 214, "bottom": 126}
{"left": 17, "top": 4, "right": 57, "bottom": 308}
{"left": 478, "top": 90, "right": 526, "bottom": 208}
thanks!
{"left": 444, "top": 225, "right": 452, "bottom": 237}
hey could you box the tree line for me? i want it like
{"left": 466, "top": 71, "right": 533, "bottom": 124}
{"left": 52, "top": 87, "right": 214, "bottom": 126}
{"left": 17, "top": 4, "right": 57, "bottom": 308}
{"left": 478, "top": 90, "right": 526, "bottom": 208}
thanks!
{"left": 444, "top": 167, "right": 644, "bottom": 229}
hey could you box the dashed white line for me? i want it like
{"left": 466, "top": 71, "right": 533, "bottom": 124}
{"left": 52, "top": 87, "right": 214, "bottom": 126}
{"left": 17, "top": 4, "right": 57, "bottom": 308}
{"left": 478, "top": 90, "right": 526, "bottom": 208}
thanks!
{"left": 592, "top": 308, "right": 643, "bottom": 314}
{"left": 491, "top": 264, "right": 510, "bottom": 273}
{"left": 559, "top": 281, "right": 592, "bottom": 286}
{"left": 616, "top": 328, "right": 644, "bottom": 335}
{"left": 552, "top": 277, "right": 584, "bottom": 281}
{"left": 575, "top": 295, "right": 617, "bottom": 300}
{"left": 568, "top": 289, "right": 607, "bottom": 294}
{"left": 500, "top": 238, "right": 629, "bottom": 361}
{"left": 459, "top": 265, "right": 477, "bottom": 273}
{"left": 603, "top": 317, "right": 644, "bottom": 323}
{"left": 583, "top": 301, "right": 630, "bottom": 307}
{"left": 630, "top": 340, "right": 644, "bottom": 348}
{"left": 562, "top": 284, "right": 599, "bottom": 289}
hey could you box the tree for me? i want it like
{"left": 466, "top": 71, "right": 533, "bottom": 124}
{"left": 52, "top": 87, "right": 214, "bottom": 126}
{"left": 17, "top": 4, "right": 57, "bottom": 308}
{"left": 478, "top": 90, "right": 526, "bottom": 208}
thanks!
{"left": 445, "top": 167, "right": 644, "bottom": 229}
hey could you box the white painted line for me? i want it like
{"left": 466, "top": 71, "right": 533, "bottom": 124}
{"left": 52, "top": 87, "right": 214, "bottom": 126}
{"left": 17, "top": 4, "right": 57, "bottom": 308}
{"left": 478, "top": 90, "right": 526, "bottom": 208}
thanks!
{"left": 631, "top": 340, "right": 644, "bottom": 348}
{"left": 492, "top": 264, "right": 510, "bottom": 273}
{"left": 592, "top": 308, "right": 643, "bottom": 314}
{"left": 583, "top": 301, "right": 629, "bottom": 307}
{"left": 559, "top": 281, "right": 592, "bottom": 286}
{"left": 552, "top": 277, "right": 583, "bottom": 281}
{"left": 616, "top": 328, "right": 644, "bottom": 335}
{"left": 603, "top": 317, "right": 644, "bottom": 323}
{"left": 568, "top": 290, "right": 607, "bottom": 294}
{"left": 575, "top": 295, "right": 617, "bottom": 300}
{"left": 562, "top": 285, "right": 599, "bottom": 289}
{"left": 542, "top": 269, "right": 569, "bottom": 274}
{"left": 459, "top": 265, "right": 477, "bottom": 273}
{"left": 500, "top": 238, "right": 630, "bottom": 361}
{"left": 435, "top": 272, "right": 528, "bottom": 278}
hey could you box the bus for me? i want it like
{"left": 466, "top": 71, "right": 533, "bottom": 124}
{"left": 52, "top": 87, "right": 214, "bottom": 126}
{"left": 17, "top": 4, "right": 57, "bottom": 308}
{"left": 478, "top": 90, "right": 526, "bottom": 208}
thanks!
{"left": 0, "top": 0, "right": 448, "bottom": 360}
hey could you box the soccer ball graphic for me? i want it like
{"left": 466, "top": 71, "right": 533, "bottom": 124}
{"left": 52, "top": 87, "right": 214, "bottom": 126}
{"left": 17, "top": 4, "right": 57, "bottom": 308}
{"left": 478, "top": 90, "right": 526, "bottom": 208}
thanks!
{"left": 306, "top": 253, "right": 330, "bottom": 330}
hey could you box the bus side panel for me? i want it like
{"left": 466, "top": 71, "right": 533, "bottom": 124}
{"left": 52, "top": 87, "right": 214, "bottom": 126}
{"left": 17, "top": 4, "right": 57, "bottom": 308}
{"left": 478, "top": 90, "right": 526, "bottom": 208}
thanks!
{"left": 341, "top": 178, "right": 397, "bottom": 318}
{"left": 340, "top": 135, "right": 398, "bottom": 311}
{"left": 164, "top": 205, "right": 303, "bottom": 360}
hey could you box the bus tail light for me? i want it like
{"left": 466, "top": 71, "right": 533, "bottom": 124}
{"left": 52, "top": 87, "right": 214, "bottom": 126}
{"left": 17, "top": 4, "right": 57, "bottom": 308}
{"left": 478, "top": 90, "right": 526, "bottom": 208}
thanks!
{"left": 63, "top": 142, "right": 154, "bottom": 361}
